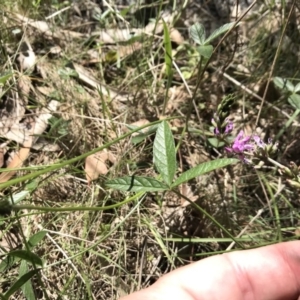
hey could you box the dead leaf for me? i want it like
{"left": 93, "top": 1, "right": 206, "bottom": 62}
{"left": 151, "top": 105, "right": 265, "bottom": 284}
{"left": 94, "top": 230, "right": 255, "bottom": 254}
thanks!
{"left": 92, "top": 28, "right": 138, "bottom": 44}
{"left": 169, "top": 29, "right": 184, "bottom": 44}
{"left": 0, "top": 147, "right": 30, "bottom": 183}
{"left": 0, "top": 100, "right": 59, "bottom": 184}
{"left": 70, "top": 63, "right": 131, "bottom": 102}
{"left": 85, "top": 151, "right": 116, "bottom": 184}
{"left": 180, "top": 183, "right": 198, "bottom": 207}
{"left": 17, "top": 50, "right": 36, "bottom": 71}
{"left": 0, "top": 147, "right": 5, "bottom": 168}
{"left": 14, "top": 13, "right": 84, "bottom": 40}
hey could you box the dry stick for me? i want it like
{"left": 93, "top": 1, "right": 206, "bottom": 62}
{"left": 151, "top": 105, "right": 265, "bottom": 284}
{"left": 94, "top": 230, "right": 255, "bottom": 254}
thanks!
{"left": 255, "top": 0, "right": 296, "bottom": 126}
{"left": 226, "top": 184, "right": 285, "bottom": 251}
{"left": 185, "top": 0, "right": 258, "bottom": 129}
{"left": 137, "top": 237, "right": 148, "bottom": 290}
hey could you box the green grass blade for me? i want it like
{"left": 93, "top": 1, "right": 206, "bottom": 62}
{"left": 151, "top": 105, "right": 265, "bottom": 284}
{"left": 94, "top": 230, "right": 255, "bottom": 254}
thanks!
{"left": 162, "top": 20, "right": 173, "bottom": 114}
{"left": 153, "top": 121, "right": 176, "bottom": 186}
{"left": 19, "top": 261, "right": 36, "bottom": 300}
{"left": 163, "top": 20, "right": 173, "bottom": 79}
{"left": 0, "top": 119, "right": 167, "bottom": 190}
{"left": 172, "top": 158, "right": 238, "bottom": 188}
{"left": 4, "top": 269, "right": 40, "bottom": 299}
{"left": 8, "top": 250, "right": 43, "bottom": 267}
{"left": 106, "top": 176, "right": 168, "bottom": 192}
{"left": 28, "top": 231, "right": 47, "bottom": 250}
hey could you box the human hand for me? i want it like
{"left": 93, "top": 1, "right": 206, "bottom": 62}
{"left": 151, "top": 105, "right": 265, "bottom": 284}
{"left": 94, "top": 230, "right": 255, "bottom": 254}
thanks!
{"left": 119, "top": 241, "right": 300, "bottom": 300}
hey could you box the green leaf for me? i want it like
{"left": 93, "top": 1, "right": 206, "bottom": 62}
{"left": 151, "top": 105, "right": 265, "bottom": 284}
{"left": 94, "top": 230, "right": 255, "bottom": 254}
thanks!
{"left": 0, "top": 253, "right": 17, "bottom": 272}
{"left": 19, "top": 261, "right": 36, "bottom": 300}
{"left": 207, "top": 137, "right": 225, "bottom": 148}
{"left": 131, "top": 131, "right": 154, "bottom": 144}
{"left": 106, "top": 176, "right": 168, "bottom": 192}
{"left": 0, "top": 191, "right": 29, "bottom": 213}
{"left": 4, "top": 269, "right": 40, "bottom": 299}
{"left": 196, "top": 45, "right": 213, "bottom": 58}
{"left": 10, "top": 191, "right": 29, "bottom": 205}
{"left": 58, "top": 67, "right": 78, "bottom": 79}
{"left": 288, "top": 94, "right": 300, "bottom": 110}
{"left": 28, "top": 231, "right": 47, "bottom": 249}
{"left": 273, "top": 77, "right": 294, "bottom": 92}
{"left": 189, "top": 23, "right": 206, "bottom": 45}
{"left": 153, "top": 121, "right": 176, "bottom": 186}
{"left": 204, "top": 22, "right": 237, "bottom": 45}
{"left": 127, "top": 124, "right": 158, "bottom": 144}
{"left": 8, "top": 250, "right": 43, "bottom": 267}
{"left": 294, "top": 82, "right": 300, "bottom": 93}
{"left": 172, "top": 158, "right": 238, "bottom": 188}
{"left": 0, "top": 72, "right": 13, "bottom": 85}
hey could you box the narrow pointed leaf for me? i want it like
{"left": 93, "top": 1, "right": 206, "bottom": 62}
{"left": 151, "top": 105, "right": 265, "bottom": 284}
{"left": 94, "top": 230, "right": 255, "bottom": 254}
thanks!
{"left": 28, "top": 231, "right": 47, "bottom": 249}
{"left": 0, "top": 255, "right": 17, "bottom": 272}
{"left": 19, "top": 261, "right": 36, "bottom": 300}
{"left": 205, "top": 22, "right": 237, "bottom": 45}
{"left": 8, "top": 250, "right": 43, "bottom": 267}
{"left": 4, "top": 269, "right": 40, "bottom": 299}
{"left": 153, "top": 121, "right": 176, "bottom": 186}
{"left": 106, "top": 176, "right": 168, "bottom": 192}
{"left": 172, "top": 158, "right": 238, "bottom": 188}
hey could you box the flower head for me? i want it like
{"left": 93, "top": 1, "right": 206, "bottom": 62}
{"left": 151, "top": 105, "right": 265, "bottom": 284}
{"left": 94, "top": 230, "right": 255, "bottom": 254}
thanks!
{"left": 226, "top": 131, "right": 278, "bottom": 164}
{"left": 212, "top": 117, "right": 233, "bottom": 136}
{"left": 227, "top": 131, "right": 254, "bottom": 153}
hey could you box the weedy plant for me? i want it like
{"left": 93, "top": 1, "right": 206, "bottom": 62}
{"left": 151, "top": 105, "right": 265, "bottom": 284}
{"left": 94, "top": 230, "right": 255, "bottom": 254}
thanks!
{"left": 1, "top": 0, "right": 300, "bottom": 299}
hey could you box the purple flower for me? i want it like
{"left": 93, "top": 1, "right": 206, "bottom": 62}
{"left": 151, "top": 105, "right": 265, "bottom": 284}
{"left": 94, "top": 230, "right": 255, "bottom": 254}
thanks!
{"left": 226, "top": 130, "right": 254, "bottom": 153}
{"left": 225, "top": 131, "right": 254, "bottom": 162}
{"left": 213, "top": 118, "right": 233, "bottom": 136}
{"left": 224, "top": 120, "right": 233, "bottom": 134}
{"left": 214, "top": 128, "right": 220, "bottom": 135}
{"left": 253, "top": 135, "right": 265, "bottom": 148}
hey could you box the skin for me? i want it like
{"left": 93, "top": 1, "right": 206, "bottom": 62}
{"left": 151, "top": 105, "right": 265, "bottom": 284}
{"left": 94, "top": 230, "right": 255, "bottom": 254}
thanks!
{"left": 120, "top": 241, "right": 300, "bottom": 300}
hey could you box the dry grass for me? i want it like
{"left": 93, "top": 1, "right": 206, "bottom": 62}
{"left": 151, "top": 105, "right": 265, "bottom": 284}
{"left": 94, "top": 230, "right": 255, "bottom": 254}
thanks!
{"left": 0, "top": 0, "right": 300, "bottom": 299}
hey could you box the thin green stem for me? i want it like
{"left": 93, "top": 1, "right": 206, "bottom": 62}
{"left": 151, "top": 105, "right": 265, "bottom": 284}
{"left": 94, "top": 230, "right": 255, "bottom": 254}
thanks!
{"left": 11, "top": 192, "right": 145, "bottom": 213}
{"left": 172, "top": 189, "right": 245, "bottom": 249}
{"left": 0, "top": 118, "right": 179, "bottom": 190}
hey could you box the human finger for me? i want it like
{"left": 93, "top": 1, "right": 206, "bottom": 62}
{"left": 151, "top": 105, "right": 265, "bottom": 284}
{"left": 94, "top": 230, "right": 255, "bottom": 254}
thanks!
{"left": 120, "top": 241, "right": 300, "bottom": 300}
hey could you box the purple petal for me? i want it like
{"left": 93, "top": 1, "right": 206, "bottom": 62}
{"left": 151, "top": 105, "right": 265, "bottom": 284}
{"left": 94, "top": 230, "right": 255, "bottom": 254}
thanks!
{"left": 225, "top": 147, "right": 233, "bottom": 153}
{"left": 236, "top": 130, "right": 245, "bottom": 140}
{"left": 225, "top": 121, "right": 233, "bottom": 134}
{"left": 214, "top": 127, "right": 220, "bottom": 135}
{"left": 253, "top": 135, "right": 265, "bottom": 148}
